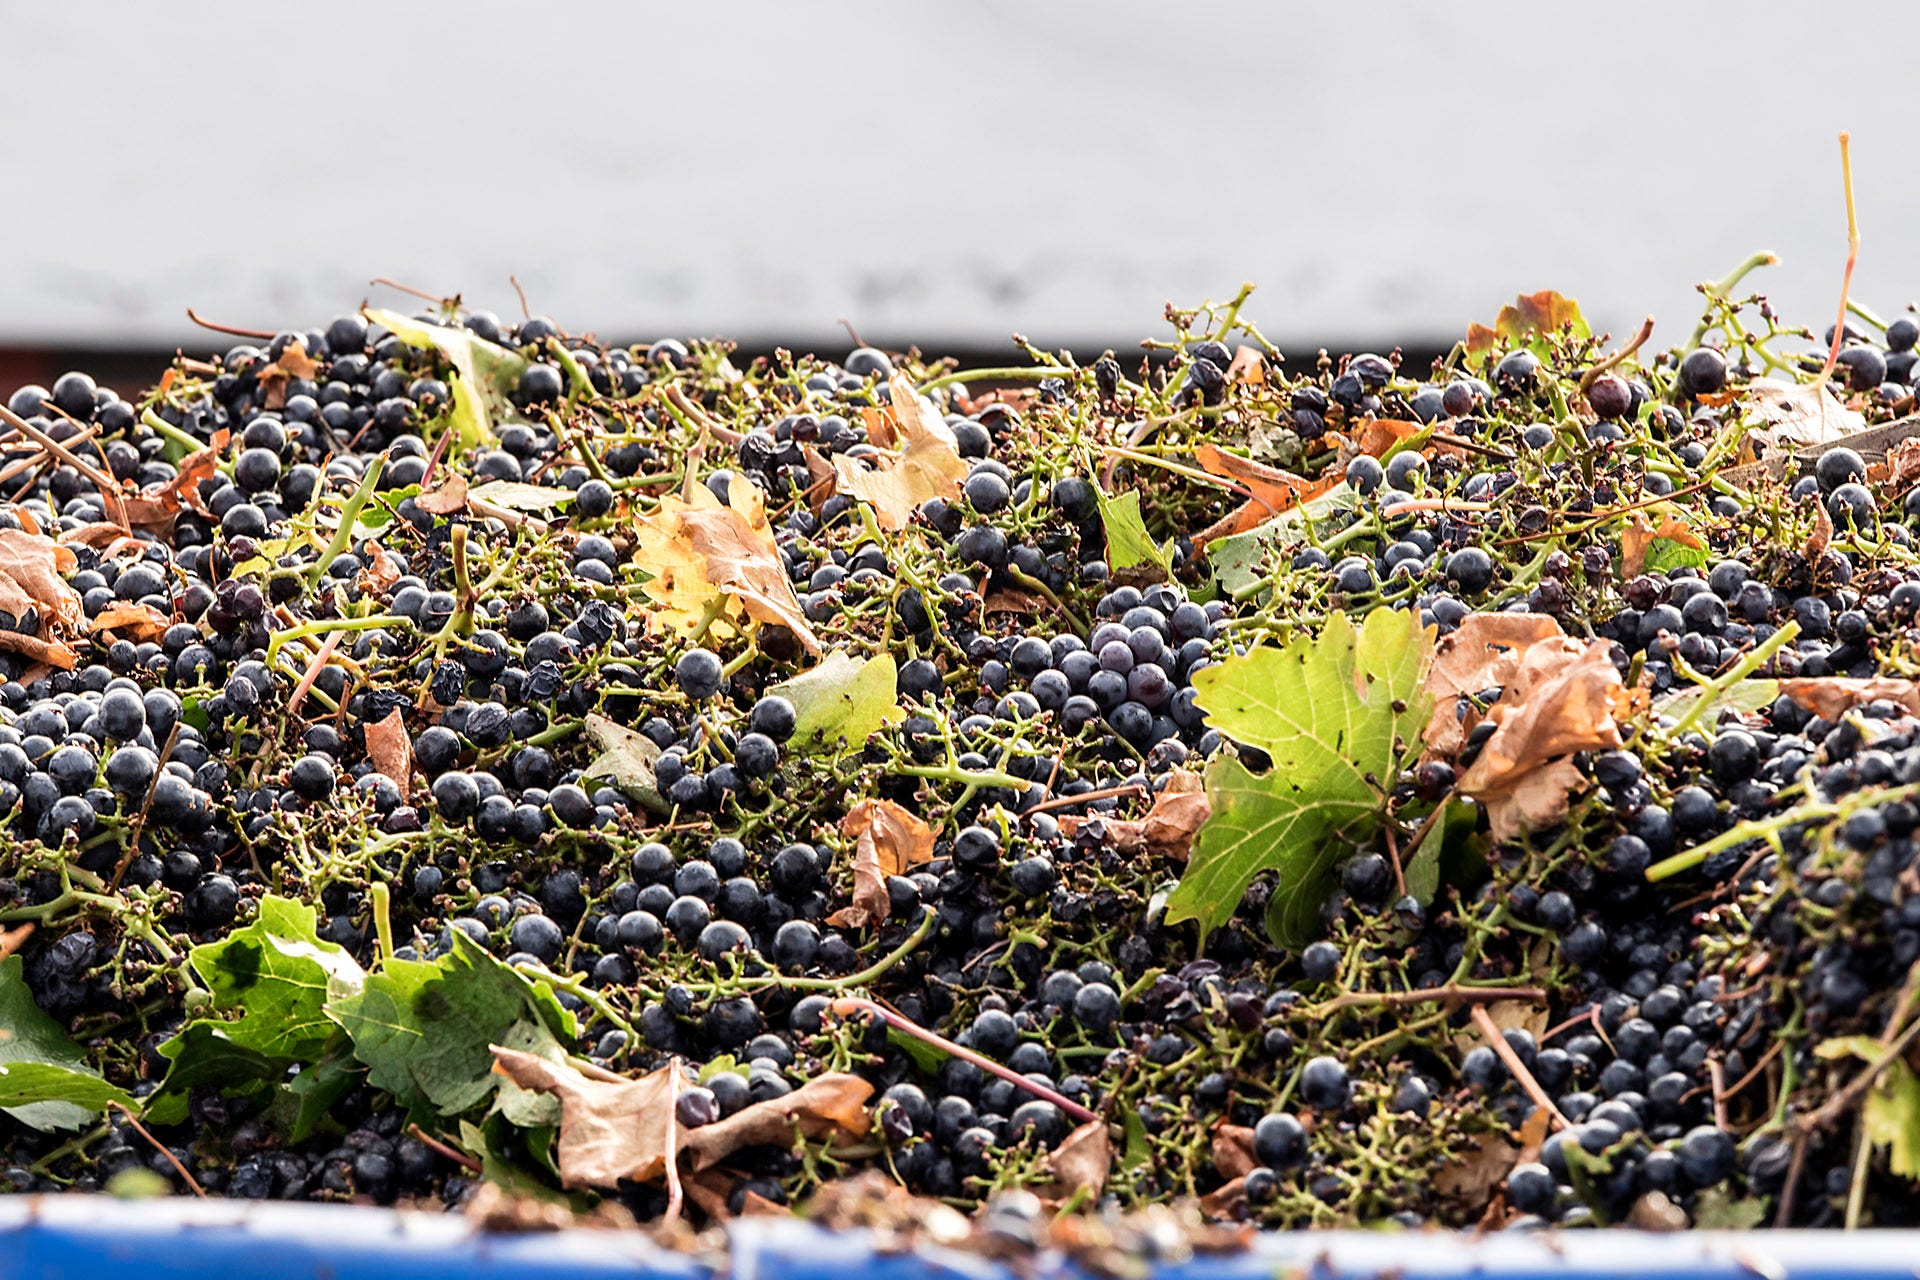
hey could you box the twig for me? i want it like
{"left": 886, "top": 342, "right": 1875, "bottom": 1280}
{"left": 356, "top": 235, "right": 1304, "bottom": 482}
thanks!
{"left": 1308, "top": 982, "right": 1545, "bottom": 1018}
{"left": 286, "top": 629, "right": 345, "bottom": 718}
{"left": 110, "top": 721, "right": 182, "bottom": 891}
{"left": 0, "top": 403, "right": 129, "bottom": 530}
{"left": 829, "top": 996, "right": 1099, "bottom": 1123}
{"left": 1708, "top": 1055, "right": 1730, "bottom": 1132}
{"left": 407, "top": 1124, "right": 482, "bottom": 1174}
{"left": 0, "top": 920, "right": 35, "bottom": 961}
{"left": 369, "top": 276, "right": 448, "bottom": 307}
{"left": 110, "top": 1101, "right": 205, "bottom": 1196}
{"left": 1022, "top": 782, "right": 1146, "bottom": 815}
{"left": 1381, "top": 822, "right": 1407, "bottom": 901}
{"left": 662, "top": 1058, "right": 685, "bottom": 1225}
{"left": 183, "top": 307, "right": 274, "bottom": 340}
{"left": 1471, "top": 1005, "right": 1571, "bottom": 1131}
{"left": 509, "top": 275, "right": 532, "bottom": 320}
{"left": 1578, "top": 315, "right": 1657, "bottom": 392}
{"left": 1722, "top": 1040, "right": 1785, "bottom": 1108}
{"left": 1813, "top": 132, "right": 1859, "bottom": 391}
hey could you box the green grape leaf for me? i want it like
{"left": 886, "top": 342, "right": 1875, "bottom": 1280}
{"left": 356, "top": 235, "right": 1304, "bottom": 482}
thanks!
{"left": 0, "top": 955, "right": 126, "bottom": 1130}
{"left": 768, "top": 649, "right": 903, "bottom": 754}
{"left": 1816, "top": 1036, "right": 1920, "bottom": 1178}
{"left": 1095, "top": 484, "right": 1171, "bottom": 575}
{"left": 1206, "top": 482, "right": 1356, "bottom": 598}
{"left": 1404, "top": 798, "right": 1483, "bottom": 907}
{"left": 1167, "top": 609, "right": 1434, "bottom": 947}
{"left": 1653, "top": 678, "right": 1780, "bottom": 727}
{"left": 188, "top": 895, "right": 365, "bottom": 1061}
{"left": 268, "top": 1047, "right": 364, "bottom": 1143}
{"left": 327, "top": 931, "right": 575, "bottom": 1117}
{"left": 1644, "top": 536, "right": 1709, "bottom": 575}
{"left": 146, "top": 1023, "right": 285, "bottom": 1126}
{"left": 582, "top": 713, "right": 669, "bottom": 814}
{"left": 365, "top": 308, "right": 527, "bottom": 451}
{"left": 1690, "top": 1186, "right": 1768, "bottom": 1229}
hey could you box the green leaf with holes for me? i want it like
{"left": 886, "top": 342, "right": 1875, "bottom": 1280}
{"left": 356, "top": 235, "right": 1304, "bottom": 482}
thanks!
{"left": 1166, "top": 609, "right": 1434, "bottom": 948}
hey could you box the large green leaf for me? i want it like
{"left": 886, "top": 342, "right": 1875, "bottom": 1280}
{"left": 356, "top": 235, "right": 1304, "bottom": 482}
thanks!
{"left": 768, "top": 649, "right": 903, "bottom": 753}
{"left": 1095, "top": 484, "right": 1171, "bottom": 574}
{"left": 1166, "top": 609, "right": 1434, "bottom": 946}
{"left": 188, "top": 895, "right": 365, "bottom": 1061}
{"left": 146, "top": 1023, "right": 285, "bottom": 1126}
{"left": 328, "top": 931, "right": 575, "bottom": 1117}
{"left": 0, "top": 955, "right": 122, "bottom": 1130}
{"left": 365, "top": 309, "right": 527, "bottom": 451}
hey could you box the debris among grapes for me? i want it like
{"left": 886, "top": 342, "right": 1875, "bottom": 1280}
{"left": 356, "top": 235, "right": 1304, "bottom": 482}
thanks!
{"left": 9, "top": 263, "right": 1920, "bottom": 1235}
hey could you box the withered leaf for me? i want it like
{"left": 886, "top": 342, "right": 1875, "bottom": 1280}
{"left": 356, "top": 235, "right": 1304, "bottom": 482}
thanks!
{"left": 828, "top": 798, "right": 933, "bottom": 929}
{"left": 1436, "top": 1128, "right": 1521, "bottom": 1213}
{"left": 1350, "top": 418, "right": 1424, "bottom": 459}
{"left": 634, "top": 480, "right": 821, "bottom": 653}
{"left": 365, "top": 708, "right": 414, "bottom": 796}
{"left": 830, "top": 374, "right": 968, "bottom": 531}
{"left": 125, "top": 430, "right": 228, "bottom": 529}
{"left": 1885, "top": 435, "right": 1920, "bottom": 497}
{"left": 1057, "top": 770, "right": 1210, "bottom": 861}
{"left": 416, "top": 471, "right": 470, "bottom": 516}
{"left": 1191, "top": 445, "right": 1343, "bottom": 545}
{"left": 1456, "top": 640, "right": 1629, "bottom": 842}
{"left": 1781, "top": 677, "right": 1920, "bottom": 721}
{"left": 0, "top": 529, "right": 82, "bottom": 669}
{"left": 1209, "top": 1123, "right": 1259, "bottom": 1181}
{"left": 680, "top": 1071, "right": 871, "bottom": 1170}
{"left": 1042, "top": 1120, "right": 1111, "bottom": 1198}
{"left": 1428, "top": 613, "right": 1565, "bottom": 701}
{"left": 1742, "top": 377, "right": 1865, "bottom": 450}
{"left": 493, "top": 1047, "right": 871, "bottom": 1189}
{"left": 1808, "top": 491, "right": 1834, "bottom": 558}
{"left": 86, "top": 600, "right": 170, "bottom": 643}
{"left": 491, "top": 1050, "right": 687, "bottom": 1189}
{"left": 257, "top": 339, "right": 322, "bottom": 410}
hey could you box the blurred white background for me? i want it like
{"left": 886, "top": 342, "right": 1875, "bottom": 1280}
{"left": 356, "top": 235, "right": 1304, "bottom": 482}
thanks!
{"left": 3, "top": 1, "right": 1918, "bottom": 366}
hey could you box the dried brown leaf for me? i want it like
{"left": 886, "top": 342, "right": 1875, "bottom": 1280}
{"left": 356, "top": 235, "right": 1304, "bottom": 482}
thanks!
{"left": 1884, "top": 436, "right": 1920, "bottom": 497}
{"left": 1781, "top": 677, "right": 1920, "bottom": 721}
{"left": 1042, "top": 1121, "right": 1112, "bottom": 1198}
{"left": 831, "top": 374, "right": 968, "bottom": 531}
{"left": 1198, "top": 1176, "right": 1247, "bottom": 1220}
{"left": 257, "top": 339, "right": 321, "bottom": 410}
{"left": 1808, "top": 492, "right": 1834, "bottom": 558}
{"left": 1456, "top": 640, "right": 1628, "bottom": 842}
{"left": 125, "top": 429, "right": 228, "bottom": 529}
{"left": 1351, "top": 418, "right": 1423, "bottom": 458}
{"left": 58, "top": 522, "right": 136, "bottom": 554}
{"left": 417, "top": 471, "right": 470, "bottom": 516}
{"left": 680, "top": 1072, "right": 871, "bottom": 1170}
{"left": 1209, "top": 1123, "right": 1259, "bottom": 1181}
{"left": 365, "top": 708, "right": 414, "bottom": 796}
{"left": 1225, "top": 346, "right": 1266, "bottom": 385}
{"left": 358, "top": 539, "right": 402, "bottom": 594}
{"left": 981, "top": 587, "right": 1042, "bottom": 616}
{"left": 829, "top": 798, "right": 933, "bottom": 929}
{"left": 1428, "top": 613, "right": 1565, "bottom": 700}
{"left": 1190, "top": 445, "right": 1344, "bottom": 544}
{"left": 86, "top": 600, "right": 170, "bottom": 643}
{"left": 1057, "top": 771, "right": 1210, "bottom": 861}
{"left": 1436, "top": 1129, "right": 1520, "bottom": 1212}
{"left": 490, "top": 1050, "right": 688, "bottom": 1189}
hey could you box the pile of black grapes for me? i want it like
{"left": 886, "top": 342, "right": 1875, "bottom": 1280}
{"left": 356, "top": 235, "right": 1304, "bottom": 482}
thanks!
{"left": 5, "top": 280, "right": 1920, "bottom": 1234}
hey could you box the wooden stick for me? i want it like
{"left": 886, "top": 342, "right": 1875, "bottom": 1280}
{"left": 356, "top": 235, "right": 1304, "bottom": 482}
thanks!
{"left": 1471, "top": 1004, "right": 1570, "bottom": 1131}
{"left": 110, "top": 1101, "right": 206, "bottom": 1196}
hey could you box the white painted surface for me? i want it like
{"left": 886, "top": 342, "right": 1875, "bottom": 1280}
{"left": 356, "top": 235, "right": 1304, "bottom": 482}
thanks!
{"left": 2, "top": 1, "right": 1916, "bottom": 356}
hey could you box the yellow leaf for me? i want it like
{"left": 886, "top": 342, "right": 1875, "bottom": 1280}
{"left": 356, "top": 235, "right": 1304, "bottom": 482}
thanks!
{"left": 831, "top": 374, "right": 968, "bottom": 531}
{"left": 633, "top": 479, "right": 821, "bottom": 652}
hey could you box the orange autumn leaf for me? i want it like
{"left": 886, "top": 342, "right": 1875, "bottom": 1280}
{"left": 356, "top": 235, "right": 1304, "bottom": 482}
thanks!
{"left": 86, "top": 600, "right": 170, "bottom": 643}
{"left": 1352, "top": 418, "right": 1424, "bottom": 458}
{"left": 1619, "top": 515, "right": 1705, "bottom": 579}
{"left": 257, "top": 339, "right": 322, "bottom": 410}
{"left": 1191, "top": 445, "right": 1342, "bottom": 544}
{"left": 1058, "top": 769, "right": 1210, "bottom": 861}
{"left": 831, "top": 374, "right": 968, "bottom": 531}
{"left": 125, "top": 429, "right": 229, "bottom": 530}
{"left": 829, "top": 798, "right": 934, "bottom": 929}
{"left": 1465, "top": 290, "right": 1589, "bottom": 358}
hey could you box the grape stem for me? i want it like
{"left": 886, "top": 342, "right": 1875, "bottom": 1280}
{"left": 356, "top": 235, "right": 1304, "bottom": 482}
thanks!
{"left": 304, "top": 455, "right": 386, "bottom": 592}
{"left": 829, "top": 995, "right": 1099, "bottom": 1124}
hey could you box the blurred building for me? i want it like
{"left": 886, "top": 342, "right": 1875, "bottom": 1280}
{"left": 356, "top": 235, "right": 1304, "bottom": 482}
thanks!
{"left": 4, "top": 1, "right": 1919, "bottom": 393}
